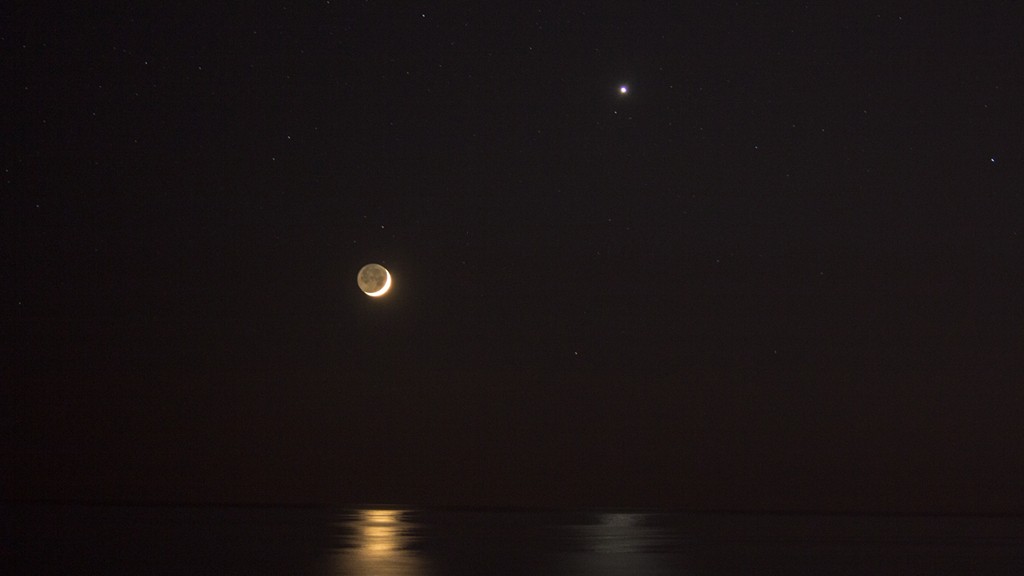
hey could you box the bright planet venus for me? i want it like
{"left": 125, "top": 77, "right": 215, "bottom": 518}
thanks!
{"left": 357, "top": 263, "right": 392, "bottom": 297}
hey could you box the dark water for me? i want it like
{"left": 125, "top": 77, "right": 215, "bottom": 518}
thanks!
{"left": 4, "top": 504, "right": 1024, "bottom": 574}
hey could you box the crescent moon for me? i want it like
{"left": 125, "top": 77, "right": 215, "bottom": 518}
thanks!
{"left": 365, "top": 268, "right": 391, "bottom": 297}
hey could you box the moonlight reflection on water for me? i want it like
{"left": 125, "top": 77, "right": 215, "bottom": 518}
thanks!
{"left": 334, "top": 509, "right": 427, "bottom": 576}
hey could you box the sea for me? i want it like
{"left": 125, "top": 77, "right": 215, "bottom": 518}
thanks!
{"left": 4, "top": 503, "right": 1024, "bottom": 574}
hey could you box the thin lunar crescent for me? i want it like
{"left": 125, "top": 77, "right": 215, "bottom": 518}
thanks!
{"left": 367, "top": 269, "right": 391, "bottom": 297}
{"left": 357, "top": 263, "right": 392, "bottom": 297}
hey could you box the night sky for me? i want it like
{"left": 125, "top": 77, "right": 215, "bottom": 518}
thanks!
{"left": 4, "top": 4, "right": 1023, "bottom": 513}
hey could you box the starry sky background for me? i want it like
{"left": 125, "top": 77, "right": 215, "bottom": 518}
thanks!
{"left": 4, "top": 3, "right": 1023, "bottom": 512}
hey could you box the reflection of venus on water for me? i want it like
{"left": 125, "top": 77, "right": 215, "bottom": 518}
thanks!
{"left": 334, "top": 509, "right": 428, "bottom": 576}
{"left": 588, "top": 513, "right": 648, "bottom": 553}
{"left": 559, "top": 513, "right": 680, "bottom": 575}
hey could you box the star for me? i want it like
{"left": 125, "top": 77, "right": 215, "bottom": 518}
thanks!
{"left": 619, "top": 85, "right": 629, "bottom": 94}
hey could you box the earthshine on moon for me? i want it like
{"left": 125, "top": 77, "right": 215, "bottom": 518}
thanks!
{"left": 357, "top": 263, "right": 392, "bottom": 297}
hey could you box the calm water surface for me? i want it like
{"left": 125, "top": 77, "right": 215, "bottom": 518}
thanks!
{"left": 4, "top": 504, "right": 1024, "bottom": 574}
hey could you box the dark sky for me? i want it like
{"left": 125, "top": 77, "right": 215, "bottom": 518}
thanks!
{"left": 4, "top": 3, "right": 1023, "bottom": 513}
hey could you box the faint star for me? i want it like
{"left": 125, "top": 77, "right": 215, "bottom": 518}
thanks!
{"left": 619, "top": 85, "right": 628, "bottom": 94}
